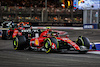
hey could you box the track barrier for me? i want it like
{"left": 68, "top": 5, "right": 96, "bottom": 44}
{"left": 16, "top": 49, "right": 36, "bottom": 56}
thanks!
{"left": 90, "top": 42, "right": 100, "bottom": 51}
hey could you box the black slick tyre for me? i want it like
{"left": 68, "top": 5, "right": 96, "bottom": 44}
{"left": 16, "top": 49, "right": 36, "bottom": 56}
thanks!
{"left": 2, "top": 30, "right": 8, "bottom": 40}
{"left": 13, "top": 35, "right": 27, "bottom": 50}
{"left": 76, "top": 36, "right": 90, "bottom": 54}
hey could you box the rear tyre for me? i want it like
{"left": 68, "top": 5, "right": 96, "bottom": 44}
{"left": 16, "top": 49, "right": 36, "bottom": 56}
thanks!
{"left": 13, "top": 35, "right": 27, "bottom": 50}
{"left": 44, "top": 38, "right": 52, "bottom": 53}
{"left": 50, "top": 37, "right": 59, "bottom": 49}
{"left": 2, "top": 30, "right": 8, "bottom": 40}
{"left": 76, "top": 36, "right": 90, "bottom": 54}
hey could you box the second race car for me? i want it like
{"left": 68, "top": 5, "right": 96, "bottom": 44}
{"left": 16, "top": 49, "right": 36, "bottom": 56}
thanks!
{"left": 2, "top": 21, "right": 30, "bottom": 39}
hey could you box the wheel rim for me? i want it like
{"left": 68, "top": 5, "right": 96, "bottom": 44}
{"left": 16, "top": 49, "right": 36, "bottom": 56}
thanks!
{"left": 45, "top": 41, "right": 49, "bottom": 48}
{"left": 13, "top": 37, "right": 18, "bottom": 50}
{"left": 44, "top": 39, "right": 51, "bottom": 53}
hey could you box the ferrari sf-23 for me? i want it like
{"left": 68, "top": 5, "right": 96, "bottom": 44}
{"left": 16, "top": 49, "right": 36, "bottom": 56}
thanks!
{"left": 13, "top": 28, "right": 90, "bottom": 54}
{"left": 2, "top": 21, "right": 30, "bottom": 39}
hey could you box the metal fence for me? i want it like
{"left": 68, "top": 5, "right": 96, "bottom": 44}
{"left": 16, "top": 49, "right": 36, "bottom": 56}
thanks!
{"left": 0, "top": 6, "right": 83, "bottom": 23}
{"left": 83, "top": 9, "right": 99, "bottom": 24}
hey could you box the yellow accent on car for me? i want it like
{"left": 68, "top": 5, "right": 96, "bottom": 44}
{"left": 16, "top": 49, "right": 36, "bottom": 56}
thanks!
{"left": 46, "top": 48, "right": 51, "bottom": 53}
{"left": 44, "top": 38, "right": 52, "bottom": 53}
{"left": 46, "top": 27, "right": 51, "bottom": 29}
{"left": 67, "top": 40, "right": 71, "bottom": 42}
{"left": 35, "top": 39, "right": 39, "bottom": 46}
{"left": 14, "top": 37, "right": 18, "bottom": 50}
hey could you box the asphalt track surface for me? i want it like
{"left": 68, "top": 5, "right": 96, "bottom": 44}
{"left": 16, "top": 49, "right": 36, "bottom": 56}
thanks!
{"left": 0, "top": 29, "right": 100, "bottom": 67}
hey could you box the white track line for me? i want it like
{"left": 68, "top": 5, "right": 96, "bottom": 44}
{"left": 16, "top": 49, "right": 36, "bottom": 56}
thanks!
{"left": 88, "top": 51, "right": 100, "bottom": 55}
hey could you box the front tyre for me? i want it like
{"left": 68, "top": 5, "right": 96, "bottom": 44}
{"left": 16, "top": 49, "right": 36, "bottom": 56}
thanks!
{"left": 76, "top": 36, "right": 90, "bottom": 54}
{"left": 13, "top": 36, "right": 27, "bottom": 50}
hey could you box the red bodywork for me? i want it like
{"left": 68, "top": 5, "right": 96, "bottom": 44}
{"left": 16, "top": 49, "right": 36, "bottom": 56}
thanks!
{"left": 8, "top": 29, "right": 14, "bottom": 36}
{"left": 7, "top": 28, "right": 22, "bottom": 38}
{"left": 9, "top": 22, "right": 29, "bottom": 38}
{"left": 12, "top": 27, "right": 24, "bottom": 38}
{"left": 30, "top": 29, "right": 80, "bottom": 51}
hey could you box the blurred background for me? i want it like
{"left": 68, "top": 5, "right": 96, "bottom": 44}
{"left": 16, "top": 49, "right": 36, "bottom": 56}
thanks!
{"left": 0, "top": 0, "right": 99, "bottom": 27}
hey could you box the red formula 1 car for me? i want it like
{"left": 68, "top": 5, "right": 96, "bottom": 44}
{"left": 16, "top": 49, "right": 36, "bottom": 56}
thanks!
{"left": 2, "top": 22, "right": 30, "bottom": 39}
{"left": 13, "top": 28, "right": 90, "bottom": 54}
{"left": 2, "top": 21, "right": 14, "bottom": 39}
